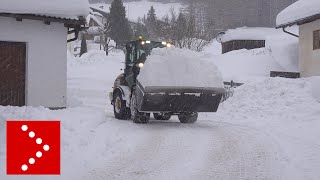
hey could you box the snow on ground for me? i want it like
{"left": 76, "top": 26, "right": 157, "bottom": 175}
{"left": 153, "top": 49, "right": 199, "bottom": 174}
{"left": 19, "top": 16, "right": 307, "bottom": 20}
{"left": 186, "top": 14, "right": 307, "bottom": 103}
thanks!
{"left": 202, "top": 40, "right": 222, "bottom": 56}
{"left": 0, "top": 45, "right": 320, "bottom": 179}
{"left": 311, "top": 76, "right": 320, "bottom": 102}
{"left": 203, "top": 27, "right": 299, "bottom": 82}
{"left": 91, "top": 0, "right": 186, "bottom": 21}
{"left": 213, "top": 77, "right": 320, "bottom": 180}
{"left": 138, "top": 48, "right": 223, "bottom": 88}
{"left": 277, "top": 0, "right": 320, "bottom": 26}
{"left": 0, "top": 0, "right": 89, "bottom": 19}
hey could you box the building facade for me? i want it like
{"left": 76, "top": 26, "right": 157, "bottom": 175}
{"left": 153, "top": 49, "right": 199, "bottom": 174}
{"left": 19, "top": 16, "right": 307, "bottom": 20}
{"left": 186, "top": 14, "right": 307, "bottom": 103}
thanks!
{"left": 0, "top": 14, "right": 85, "bottom": 108}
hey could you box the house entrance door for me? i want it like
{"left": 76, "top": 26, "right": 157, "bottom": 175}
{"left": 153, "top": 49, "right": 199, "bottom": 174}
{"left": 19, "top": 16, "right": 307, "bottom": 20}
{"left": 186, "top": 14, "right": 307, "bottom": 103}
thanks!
{"left": 0, "top": 41, "right": 26, "bottom": 106}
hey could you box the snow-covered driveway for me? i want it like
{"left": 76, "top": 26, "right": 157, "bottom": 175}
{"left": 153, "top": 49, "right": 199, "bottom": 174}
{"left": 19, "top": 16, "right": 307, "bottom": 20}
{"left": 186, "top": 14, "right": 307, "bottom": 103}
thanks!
{"left": 66, "top": 51, "right": 280, "bottom": 180}
{"left": 83, "top": 121, "right": 280, "bottom": 180}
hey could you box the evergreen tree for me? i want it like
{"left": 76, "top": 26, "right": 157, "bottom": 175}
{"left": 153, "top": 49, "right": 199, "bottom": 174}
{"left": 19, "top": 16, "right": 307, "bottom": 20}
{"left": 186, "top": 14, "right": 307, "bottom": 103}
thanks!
{"left": 147, "top": 6, "right": 156, "bottom": 23}
{"left": 174, "top": 12, "right": 187, "bottom": 42}
{"left": 109, "top": 0, "right": 132, "bottom": 47}
{"left": 146, "top": 6, "right": 159, "bottom": 40}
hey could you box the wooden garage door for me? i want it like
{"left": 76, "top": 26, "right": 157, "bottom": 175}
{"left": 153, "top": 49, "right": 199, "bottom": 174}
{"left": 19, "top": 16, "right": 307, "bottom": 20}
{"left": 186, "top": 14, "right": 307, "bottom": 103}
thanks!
{"left": 0, "top": 41, "right": 26, "bottom": 106}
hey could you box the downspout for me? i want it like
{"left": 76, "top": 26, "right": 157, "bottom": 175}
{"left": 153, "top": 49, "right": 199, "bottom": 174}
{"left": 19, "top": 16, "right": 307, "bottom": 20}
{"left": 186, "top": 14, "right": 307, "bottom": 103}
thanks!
{"left": 282, "top": 27, "right": 299, "bottom": 38}
{"left": 67, "top": 28, "right": 80, "bottom": 43}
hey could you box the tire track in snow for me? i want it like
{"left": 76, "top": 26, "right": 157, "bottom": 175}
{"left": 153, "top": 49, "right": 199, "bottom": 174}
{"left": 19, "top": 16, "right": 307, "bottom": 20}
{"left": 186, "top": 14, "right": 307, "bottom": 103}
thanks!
{"left": 81, "top": 120, "right": 282, "bottom": 180}
{"left": 199, "top": 123, "right": 282, "bottom": 180}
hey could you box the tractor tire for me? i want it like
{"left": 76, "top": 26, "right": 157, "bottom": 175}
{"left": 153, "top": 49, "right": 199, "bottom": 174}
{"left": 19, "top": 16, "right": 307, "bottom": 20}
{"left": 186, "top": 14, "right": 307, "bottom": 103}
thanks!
{"left": 178, "top": 113, "right": 198, "bottom": 124}
{"left": 113, "top": 91, "right": 131, "bottom": 120}
{"left": 153, "top": 113, "right": 172, "bottom": 120}
{"left": 131, "top": 90, "right": 150, "bottom": 124}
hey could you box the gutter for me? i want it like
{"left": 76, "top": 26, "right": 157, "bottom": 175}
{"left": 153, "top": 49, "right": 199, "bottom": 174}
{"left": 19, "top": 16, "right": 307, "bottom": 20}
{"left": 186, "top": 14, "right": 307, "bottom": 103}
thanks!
{"left": 282, "top": 27, "right": 299, "bottom": 38}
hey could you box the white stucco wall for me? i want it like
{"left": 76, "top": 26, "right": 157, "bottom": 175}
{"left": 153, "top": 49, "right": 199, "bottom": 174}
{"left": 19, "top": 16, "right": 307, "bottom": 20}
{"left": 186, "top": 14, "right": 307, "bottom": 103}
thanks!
{"left": 0, "top": 16, "right": 67, "bottom": 108}
{"left": 299, "top": 19, "right": 320, "bottom": 77}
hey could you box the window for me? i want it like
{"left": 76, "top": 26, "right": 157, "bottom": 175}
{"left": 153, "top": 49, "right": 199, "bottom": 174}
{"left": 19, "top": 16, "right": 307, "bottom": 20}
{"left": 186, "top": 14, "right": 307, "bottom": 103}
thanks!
{"left": 314, "top": 30, "right": 320, "bottom": 50}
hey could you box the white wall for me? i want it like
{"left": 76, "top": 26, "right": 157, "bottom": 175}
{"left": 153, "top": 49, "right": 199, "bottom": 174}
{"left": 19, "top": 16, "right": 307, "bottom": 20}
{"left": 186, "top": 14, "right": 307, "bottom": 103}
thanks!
{"left": 0, "top": 16, "right": 67, "bottom": 108}
{"left": 299, "top": 19, "right": 320, "bottom": 77}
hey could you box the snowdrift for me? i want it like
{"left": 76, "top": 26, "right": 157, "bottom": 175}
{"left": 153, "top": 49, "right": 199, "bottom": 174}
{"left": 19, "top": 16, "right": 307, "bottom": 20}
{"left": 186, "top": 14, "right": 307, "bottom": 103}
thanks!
{"left": 138, "top": 48, "right": 224, "bottom": 88}
{"left": 217, "top": 77, "right": 320, "bottom": 179}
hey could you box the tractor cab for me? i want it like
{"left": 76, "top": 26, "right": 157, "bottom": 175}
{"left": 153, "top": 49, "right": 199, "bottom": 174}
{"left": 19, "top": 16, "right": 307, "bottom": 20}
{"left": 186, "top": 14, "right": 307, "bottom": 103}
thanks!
{"left": 124, "top": 38, "right": 171, "bottom": 88}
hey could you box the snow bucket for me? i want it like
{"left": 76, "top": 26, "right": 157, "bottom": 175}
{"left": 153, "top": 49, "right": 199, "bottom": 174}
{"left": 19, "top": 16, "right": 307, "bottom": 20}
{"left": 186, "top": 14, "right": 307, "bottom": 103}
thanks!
{"left": 135, "top": 81, "right": 225, "bottom": 113}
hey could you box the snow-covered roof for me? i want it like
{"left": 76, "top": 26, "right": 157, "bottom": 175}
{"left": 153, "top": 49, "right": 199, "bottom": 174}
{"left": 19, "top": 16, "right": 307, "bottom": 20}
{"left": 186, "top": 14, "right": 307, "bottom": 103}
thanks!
{"left": 86, "top": 14, "right": 104, "bottom": 27}
{"left": 277, "top": 0, "right": 320, "bottom": 27}
{"left": 220, "top": 27, "right": 281, "bottom": 43}
{"left": 0, "top": 0, "right": 90, "bottom": 20}
{"left": 90, "top": 5, "right": 109, "bottom": 17}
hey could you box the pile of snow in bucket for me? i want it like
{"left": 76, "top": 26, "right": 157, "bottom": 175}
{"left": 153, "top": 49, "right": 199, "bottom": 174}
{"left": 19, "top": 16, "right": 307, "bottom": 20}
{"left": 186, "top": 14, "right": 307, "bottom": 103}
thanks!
{"left": 138, "top": 48, "right": 224, "bottom": 88}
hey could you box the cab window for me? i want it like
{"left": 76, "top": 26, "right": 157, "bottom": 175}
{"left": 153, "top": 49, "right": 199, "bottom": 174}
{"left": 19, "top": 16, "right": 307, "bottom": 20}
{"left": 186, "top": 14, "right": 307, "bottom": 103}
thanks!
{"left": 128, "top": 45, "right": 135, "bottom": 66}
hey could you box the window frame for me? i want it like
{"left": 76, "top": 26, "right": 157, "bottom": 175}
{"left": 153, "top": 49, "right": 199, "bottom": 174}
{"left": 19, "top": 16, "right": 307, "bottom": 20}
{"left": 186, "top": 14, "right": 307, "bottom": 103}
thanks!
{"left": 313, "top": 29, "right": 320, "bottom": 50}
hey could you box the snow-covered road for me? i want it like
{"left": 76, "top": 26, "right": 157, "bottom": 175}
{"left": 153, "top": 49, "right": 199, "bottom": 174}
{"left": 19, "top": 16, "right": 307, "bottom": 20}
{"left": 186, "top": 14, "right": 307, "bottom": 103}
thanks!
{"left": 66, "top": 51, "right": 281, "bottom": 180}
{"left": 83, "top": 121, "right": 281, "bottom": 180}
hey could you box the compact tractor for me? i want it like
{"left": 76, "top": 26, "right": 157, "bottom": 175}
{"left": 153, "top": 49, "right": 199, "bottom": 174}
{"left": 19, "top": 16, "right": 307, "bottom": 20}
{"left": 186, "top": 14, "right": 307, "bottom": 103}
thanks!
{"left": 109, "top": 37, "right": 225, "bottom": 124}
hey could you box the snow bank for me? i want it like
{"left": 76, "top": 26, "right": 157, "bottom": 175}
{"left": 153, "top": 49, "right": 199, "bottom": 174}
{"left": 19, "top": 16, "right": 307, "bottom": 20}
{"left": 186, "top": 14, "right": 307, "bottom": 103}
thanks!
{"left": 0, "top": 0, "right": 90, "bottom": 19}
{"left": 217, "top": 77, "right": 320, "bottom": 179}
{"left": 221, "top": 27, "right": 281, "bottom": 42}
{"left": 210, "top": 48, "right": 284, "bottom": 82}
{"left": 138, "top": 48, "right": 224, "bottom": 88}
{"left": 277, "top": 0, "right": 320, "bottom": 26}
{"left": 203, "top": 40, "right": 222, "bottom": 56}
{"left": 265, "top": 26, "right": 299, "bottom": 72}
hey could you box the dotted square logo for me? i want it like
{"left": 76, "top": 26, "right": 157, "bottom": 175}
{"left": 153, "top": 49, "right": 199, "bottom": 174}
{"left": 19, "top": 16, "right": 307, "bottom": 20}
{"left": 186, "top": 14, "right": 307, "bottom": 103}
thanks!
{"left": 6, "top": 121, "right": 60, "bottom": 175}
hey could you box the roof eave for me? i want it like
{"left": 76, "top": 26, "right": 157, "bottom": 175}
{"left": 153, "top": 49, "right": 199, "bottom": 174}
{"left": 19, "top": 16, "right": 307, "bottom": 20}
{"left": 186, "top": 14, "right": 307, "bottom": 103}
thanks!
{"left": 0, "top": 13, "right": 86, "bottom": 28}
{"left": 276, "top": 13, "right": 320, "bottom": 29}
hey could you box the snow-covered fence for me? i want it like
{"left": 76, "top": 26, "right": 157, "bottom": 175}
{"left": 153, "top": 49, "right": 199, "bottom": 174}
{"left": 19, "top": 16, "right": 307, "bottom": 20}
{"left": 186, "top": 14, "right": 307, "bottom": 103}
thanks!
{"left": 222, "top": 81, "right": 244, "bottom": 102}
{"left": 270, "top": 71, "right": 300, "bottom": 79}
{"left": 222, "top": 40, "right": 265, "bottom": 54}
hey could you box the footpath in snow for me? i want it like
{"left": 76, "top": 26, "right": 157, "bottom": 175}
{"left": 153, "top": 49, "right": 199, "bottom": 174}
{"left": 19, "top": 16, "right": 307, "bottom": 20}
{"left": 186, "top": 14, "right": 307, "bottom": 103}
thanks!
{"left": 0, "top": 47, "right": 319, "bottom": 179}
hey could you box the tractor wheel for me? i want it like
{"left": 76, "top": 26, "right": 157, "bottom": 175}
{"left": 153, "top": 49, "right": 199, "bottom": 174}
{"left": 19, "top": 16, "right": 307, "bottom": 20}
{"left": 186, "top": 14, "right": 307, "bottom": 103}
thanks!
{"left": 178, "top": 113, "right": 198, "bottom": 124}
{"left": 153, "top": 113, "right": 172, "bottom": 120}
{"left": 131, "top": 90, "right": 150, "bottom": 124}
{"left": 113, "top": 91, "right": 131, "bottom": 120}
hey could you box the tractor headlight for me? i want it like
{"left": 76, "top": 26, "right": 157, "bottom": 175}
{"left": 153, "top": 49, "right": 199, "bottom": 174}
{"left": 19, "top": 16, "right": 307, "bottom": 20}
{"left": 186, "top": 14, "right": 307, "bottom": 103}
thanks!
{"left": 141, "top": 41, "right": 145, "bottom": 45}
{"left": 162, "top": 42, "right": 167, "bottom": 45}
{"left": 138, "top": 63, "right": 144, "bottom": 68}
{"left": 166, "top": 43, "right": 172, "bottom": 48}
{"left": 146, "top": 41, "right": 151, "bottom": 44}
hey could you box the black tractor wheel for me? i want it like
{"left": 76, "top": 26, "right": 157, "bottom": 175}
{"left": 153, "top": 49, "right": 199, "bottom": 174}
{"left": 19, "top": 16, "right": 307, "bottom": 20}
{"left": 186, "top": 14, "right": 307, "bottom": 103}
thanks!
{"left": 131, "top": 90, "right": 150, "bottom": 124}
{"left": 153, "top": 113, "right": 172, "bottom": 120}
{"left": 113, "top": 91, "right": 131, "bottom": 120}
{"left": 178, "top": 113, "right": 198, "bottom": 124}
